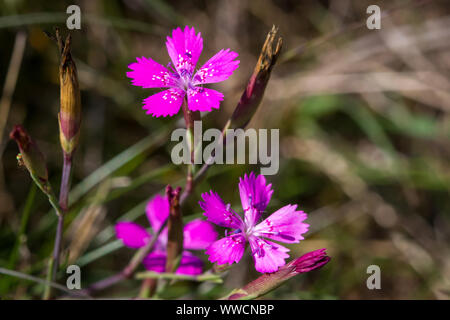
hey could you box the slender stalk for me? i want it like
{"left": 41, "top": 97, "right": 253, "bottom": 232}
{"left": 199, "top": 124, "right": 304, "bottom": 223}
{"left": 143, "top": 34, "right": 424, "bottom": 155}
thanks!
{"left": 180, "top": 98, "right": 199, "bottom": 201}
{"left": 138, "top": 278, "right": 157, "bottom": 298}
{"left": 41, "top": 190, "right": 64, "bottom": 300}
{"left": 59, "top": 154, "right": 72, "bottom": 211}
{"left": 51, "top": 215, "right": 64, "bottom": 277}
{"left": 52, "top": 155, "right": 72, "bottom": 276}
{"left": 42, "top": 258, "right": 54, "bottom": 299}
{"left": 136, "top": 271, "right": 223, "bottom": 283}
{"left": 180, "top": 120, "right": 231, "bottom": 204}
{"left": 44, "top": 154, "right": 72, "bottom": 299}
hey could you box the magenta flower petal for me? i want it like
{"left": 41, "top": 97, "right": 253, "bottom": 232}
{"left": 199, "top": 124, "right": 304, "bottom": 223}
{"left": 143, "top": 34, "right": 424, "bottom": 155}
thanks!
{"left": 142, "top": 88, "right": 185, "bottom": 117}
{"left": 187, "top": 87, "right": 223, "bottom": 112}
{"left": 145, "top": 194, "right": 170, "bottom": 232}
{"left": 127, "top": 57, "right": 178, "bottom": 88}
{"left": 205, "top": 234, "right": 246, "bottom": 265}
{"left": 239, "top": 172, "right": 274, "bottom": 227}
{"left": 248, "top": 236, "right": 290, "bottom": 273}
{"left": 142, "top": 251, "right": 166, "bottom": 273}
{"left": 142, "top": 251, "right": 203, "bottom": 275}
{"left": 183, "top": 219, "right": 218, "bottom": 250}
{"left": 176, "top": 252, "right": 204, "bottom": 275}
{"left": 199, "top": 191, "right": 243, "bottom": 229}
{"left": 166, "top": 26, "right": 203, "bottom": 75}
{"left": 254, "top": 204, "right": 309, "bottom": 243}
{"left": 115, "top": 222, "right": 151, "bottom": 249}
{"left": 193, "top": 49, "right": 239, "bottom": 84}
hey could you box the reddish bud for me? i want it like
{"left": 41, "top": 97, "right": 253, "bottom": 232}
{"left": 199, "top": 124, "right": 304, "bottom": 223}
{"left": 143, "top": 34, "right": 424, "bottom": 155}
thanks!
{"left": 293, "top": 248, "right": 331, "bottom": 273}
{"left": 227, "top": 249, "right": 330, "bottom": 300}
{"left": 9, "top": 125, "right": 49, "bottom": 188}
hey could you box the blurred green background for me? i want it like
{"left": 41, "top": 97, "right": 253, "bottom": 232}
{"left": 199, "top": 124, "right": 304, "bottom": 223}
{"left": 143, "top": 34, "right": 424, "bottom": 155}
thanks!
{"left": 0, "top": 0, "right": 449, "bottom": 299}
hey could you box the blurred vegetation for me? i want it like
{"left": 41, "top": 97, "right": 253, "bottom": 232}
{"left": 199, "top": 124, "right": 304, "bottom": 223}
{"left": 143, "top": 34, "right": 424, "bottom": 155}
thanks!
{"left": 0, "top": 0, "right": 449, "bottom": 299}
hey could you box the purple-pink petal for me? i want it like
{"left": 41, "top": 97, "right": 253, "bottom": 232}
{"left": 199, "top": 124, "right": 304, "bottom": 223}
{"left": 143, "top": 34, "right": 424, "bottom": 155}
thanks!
{"left": 183, "top": 219, "right": 218, "bottom": 250}
{"left": 142, "top": 251, "right": 166, "bottom": 273}
{"left": 187, "top": 87, "right": 223, "bottom": 112}
{"left": 205, "top": 234, "right": 246, "bottom": 266}
{"left": 166, "top": 26, "right": 203, "bottom": 75}
{"left": 193, "top": 49, "right": 239, "bottom": 84}
{"left": 254, "top": 204, "right": 309, "bottom": 244}
{"left": 248, "top": 236, "right": 290, "bottom": 273}
{"left": 145, "top": 194, "right": 170, "bottom": 232}
{"left": 115, "top": 222, "right": 151, "bottom": 249}
{"left": 142, "top": 251, "right": 203, "bottom": 275}
{"left": 239, "top": 172, "right": 274, "bottom": 227}
{"left": 127, "top": 56, "right": 178, "bottom": 88}
{"left": 176, "top": 252, "right": 204, "bottom": 275}
{"left": 142, "top": 88, "right": 185, "bottom": 118}
{"left": 199, "top": 191, "right": 243, "bottom": 229}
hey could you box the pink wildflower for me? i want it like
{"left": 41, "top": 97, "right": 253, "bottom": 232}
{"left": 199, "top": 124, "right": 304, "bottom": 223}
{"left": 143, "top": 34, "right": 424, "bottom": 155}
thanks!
{"left": 116, "top": 194, "right": 217, "bottom": 275}
{"left": 127, "top": 26, "right": 239, "bottom": 117}
{"left": 199, "top": 172, "right": 309, "bottom": 273}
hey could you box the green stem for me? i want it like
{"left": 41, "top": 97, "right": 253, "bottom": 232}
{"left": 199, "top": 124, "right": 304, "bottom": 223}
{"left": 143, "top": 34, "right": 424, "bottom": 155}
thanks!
{"left": 135, "top": 271, "right": 223, "bottom": 283}
{"left": 46, "top": 155, "right": 72, "bottom": 299}
{"left": 29, "top": 173, "right": 65, "bottom": 299}
{"left": 42, "top": 258, "right": 54, "bottom": 299}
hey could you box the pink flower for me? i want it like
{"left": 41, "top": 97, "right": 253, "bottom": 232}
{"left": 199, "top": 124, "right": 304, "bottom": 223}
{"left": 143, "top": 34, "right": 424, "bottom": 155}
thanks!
{"left": 115, "top": 194, "right": 218, "bottom": 275}
{"left": 199, "top": 172, "right": 309, "bottom": 273}
{"left": 127, "top": 26, "right": 239, "bottom": 117}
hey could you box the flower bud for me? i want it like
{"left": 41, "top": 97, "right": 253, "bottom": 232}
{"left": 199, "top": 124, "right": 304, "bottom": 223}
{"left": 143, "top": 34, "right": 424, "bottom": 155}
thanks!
{"left": 10, "top": 125, "right": 50, "bottom": 191}
{"left": 57, "top": 31, "right": 81, "bottom": 157}
{"left": 227, "top": 249, "right": 330, "bottom": 300}
{"left": 293, "top": 248, "right": 331, "bottom": 273}
{"left": 229, "top": 25, "right": 282, "bottom": 130}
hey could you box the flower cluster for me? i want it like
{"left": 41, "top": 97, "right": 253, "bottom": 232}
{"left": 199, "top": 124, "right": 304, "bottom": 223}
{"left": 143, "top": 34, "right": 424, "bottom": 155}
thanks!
{"left": 116, "top": 173, "right": 310, "bottom": 274}
{"left": 119, "top": 26, "right": 325, "bottom": 278}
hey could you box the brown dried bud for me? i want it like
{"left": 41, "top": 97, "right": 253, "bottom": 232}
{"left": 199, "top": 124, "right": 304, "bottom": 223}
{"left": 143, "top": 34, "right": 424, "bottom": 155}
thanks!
{"left": 10, "top": 125, "right": 50, "bottom": 191}
{"left": 165, "top": 185, "right": 183, "bottom": 273}
{"left": 229, "top": 25, "right": 282, "bottom": 130}
{"left": 56, "top": 29, "right": 81, "bottom": 157}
